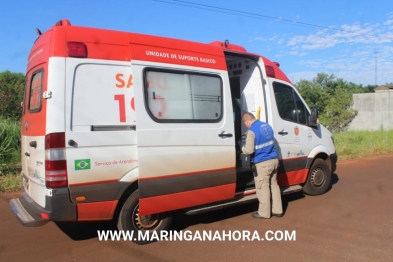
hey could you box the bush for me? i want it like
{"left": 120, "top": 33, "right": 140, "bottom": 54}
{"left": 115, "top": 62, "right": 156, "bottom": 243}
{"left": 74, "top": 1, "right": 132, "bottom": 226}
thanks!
{"left": 0, "top": 71, "right": 25, "bottom": 121}
{"left": 321, "top": 87, "right": 358, "bottom": 133}
{"left": 0, "top": 117, "right": 21, "bottom": 175}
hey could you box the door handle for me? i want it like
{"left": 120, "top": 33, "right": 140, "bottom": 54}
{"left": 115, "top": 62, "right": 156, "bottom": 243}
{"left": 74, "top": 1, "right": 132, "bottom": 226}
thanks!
{"left": 25, "top": 152, "right": 30, "bottom": 157}
{"left": 218, "top": 133, "right": 233, "bottom": 138}
{"left": 29, "top": 141, "right": 37, "bottom": 148}
{"left": 278, "top": 130, "right": 288, "bottom": 136}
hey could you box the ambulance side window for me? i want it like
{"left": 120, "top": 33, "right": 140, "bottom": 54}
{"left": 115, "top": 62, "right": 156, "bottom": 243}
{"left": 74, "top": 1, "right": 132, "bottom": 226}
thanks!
{"left": 28, "top": 70, "right": 43, "bottom": 112}
{"left": 294, "top": 91, "right": 308, "bottom": 125}
{"left": 144, "top": 70, "right": 222, "bottom": 122}
{"left": 273, "top": 82, "right": 309, "bottom": 125}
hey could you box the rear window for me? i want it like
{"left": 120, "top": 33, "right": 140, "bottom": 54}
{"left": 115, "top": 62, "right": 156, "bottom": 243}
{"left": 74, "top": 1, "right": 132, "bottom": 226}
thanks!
{"left": 29, "top": 70, "right": 43, "bottom": 112}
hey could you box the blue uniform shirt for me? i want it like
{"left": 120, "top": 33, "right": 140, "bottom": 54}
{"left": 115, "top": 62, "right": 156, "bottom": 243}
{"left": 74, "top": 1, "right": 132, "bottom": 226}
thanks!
{"left": 248, "top": 120, "right": 278, "bottom": 164}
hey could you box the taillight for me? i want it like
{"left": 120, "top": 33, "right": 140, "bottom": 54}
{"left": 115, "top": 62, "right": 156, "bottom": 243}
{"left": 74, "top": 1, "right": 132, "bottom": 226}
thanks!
{"left": 41, "top": 212, "right": 49, "bottom": 220}
{"left": 67, "top": 42, "right": 87, "bottom": 58}
{"left": 45, "top": 133, "right": 68, "bottom": 188}
{"left": 265, "top": 65, "right": 275, "bottom": 78}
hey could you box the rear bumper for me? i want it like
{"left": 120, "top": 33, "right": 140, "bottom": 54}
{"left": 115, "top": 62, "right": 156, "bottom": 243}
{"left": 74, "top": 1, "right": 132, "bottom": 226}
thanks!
{"left": 10, "top": 187, "right": 77, "bottom": 227}
{"left": 10, "top": 197, "right": 47, "bottom": 227}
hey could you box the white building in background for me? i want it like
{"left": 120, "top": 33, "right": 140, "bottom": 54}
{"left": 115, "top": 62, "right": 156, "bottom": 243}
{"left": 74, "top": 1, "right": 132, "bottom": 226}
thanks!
{"left": 349, "top": 85, "right": 393, "bottom": 131}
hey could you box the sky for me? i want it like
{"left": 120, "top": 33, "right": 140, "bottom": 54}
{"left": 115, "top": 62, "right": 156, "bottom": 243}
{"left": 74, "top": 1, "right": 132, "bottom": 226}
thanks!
{"left": 0, "top": 0, "right": 392, "bottom": 86}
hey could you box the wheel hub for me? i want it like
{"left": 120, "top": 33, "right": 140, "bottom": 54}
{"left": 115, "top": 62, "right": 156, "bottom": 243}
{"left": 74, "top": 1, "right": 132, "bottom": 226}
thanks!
{"left": 132, "top": 205, "right": 161, "bottom": 230}
{"left": 311, "top": 167, "right": 325, "bottom": 186}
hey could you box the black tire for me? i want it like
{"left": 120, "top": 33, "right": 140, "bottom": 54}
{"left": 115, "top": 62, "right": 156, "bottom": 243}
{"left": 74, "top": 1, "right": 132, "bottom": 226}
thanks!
{"left": 117, "top": 189, "right": 172, "bottom": 244}
{"left": 302, "top": 158, "right": 331, "bottom": 196}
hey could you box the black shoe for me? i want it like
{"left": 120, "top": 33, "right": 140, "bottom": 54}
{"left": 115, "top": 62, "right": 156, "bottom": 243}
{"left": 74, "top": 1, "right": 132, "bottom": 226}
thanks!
{"left": 251, "top": 212, "right": 270, "bottom": 219}
{"left": 272, "top": 213, "right": 283, "bottom": 217}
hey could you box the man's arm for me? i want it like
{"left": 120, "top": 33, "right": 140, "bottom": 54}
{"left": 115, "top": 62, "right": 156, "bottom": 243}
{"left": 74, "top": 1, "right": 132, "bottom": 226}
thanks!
{"left": 242, "top": 130, "right": 255, "bottom": 155}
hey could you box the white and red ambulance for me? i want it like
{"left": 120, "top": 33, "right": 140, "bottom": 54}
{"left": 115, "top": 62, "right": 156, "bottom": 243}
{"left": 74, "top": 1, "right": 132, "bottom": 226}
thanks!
{"left": 10, "top": 19, "right": 337, "bottom": 243}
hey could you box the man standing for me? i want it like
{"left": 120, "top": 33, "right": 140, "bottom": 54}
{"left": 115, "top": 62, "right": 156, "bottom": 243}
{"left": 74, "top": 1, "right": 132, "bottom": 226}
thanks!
{"left": 241, "top": 112, "right": 283, "bottom": 219}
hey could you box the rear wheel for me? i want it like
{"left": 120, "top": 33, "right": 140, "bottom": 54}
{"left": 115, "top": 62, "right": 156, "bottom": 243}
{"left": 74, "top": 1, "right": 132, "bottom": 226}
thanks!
{"left": 117, "top": 189, "right": 172, "bottom": 244}
{"left": 302, "top": 158, "right": 331, "bottom": 196}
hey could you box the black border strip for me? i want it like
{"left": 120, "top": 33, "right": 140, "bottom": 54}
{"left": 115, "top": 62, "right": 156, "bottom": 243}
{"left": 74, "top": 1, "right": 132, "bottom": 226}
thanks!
{"left": 278, "top": 157, "right": 309, "bottom": 173}
{"left": 139, "top": 168, "right": 236, "bottom": 198}
{"left": 69, "top": 181, "right": 131, "bottom": 203}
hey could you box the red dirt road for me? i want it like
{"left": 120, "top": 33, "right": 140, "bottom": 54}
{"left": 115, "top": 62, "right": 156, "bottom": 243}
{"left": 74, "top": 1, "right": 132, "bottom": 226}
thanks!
{"left": 1, "top": 155, "right": 392, "bottom": 261}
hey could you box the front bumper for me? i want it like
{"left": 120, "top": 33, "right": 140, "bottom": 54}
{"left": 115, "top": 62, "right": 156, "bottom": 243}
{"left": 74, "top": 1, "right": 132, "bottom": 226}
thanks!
{"left": 330, "top": 153, "right": 338, "bottom": 173}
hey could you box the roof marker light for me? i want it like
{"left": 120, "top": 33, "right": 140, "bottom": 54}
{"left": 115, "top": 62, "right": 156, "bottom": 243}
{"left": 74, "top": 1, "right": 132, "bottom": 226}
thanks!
{"left": 265, "top": 65, "right": 276, "bottom": 78}
{"left": 55, "top": 19, "right": 71, "bottom": 26}
{"left": 67, "top": 42, "right": 87, "bottom": 58}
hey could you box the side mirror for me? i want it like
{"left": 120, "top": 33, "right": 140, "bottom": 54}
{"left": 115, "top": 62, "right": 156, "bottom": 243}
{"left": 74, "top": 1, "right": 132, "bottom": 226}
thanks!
{"left": 309, "top": 107, "right": 319, "bottom": 127}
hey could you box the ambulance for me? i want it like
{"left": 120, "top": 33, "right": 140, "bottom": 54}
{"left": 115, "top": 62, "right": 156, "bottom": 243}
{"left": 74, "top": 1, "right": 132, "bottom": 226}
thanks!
{"left": 10, "top": 19, "right": 337, "bottom": 243}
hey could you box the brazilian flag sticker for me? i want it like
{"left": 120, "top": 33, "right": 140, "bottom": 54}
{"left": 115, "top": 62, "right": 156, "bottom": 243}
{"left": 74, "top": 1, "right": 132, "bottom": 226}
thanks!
{"left": 75, "top": 159, "right": 91, "bottom": 170}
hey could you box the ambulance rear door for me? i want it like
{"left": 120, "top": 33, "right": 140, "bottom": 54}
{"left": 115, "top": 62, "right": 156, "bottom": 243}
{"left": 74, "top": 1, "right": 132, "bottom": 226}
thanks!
{"left": 21, "top": 30, "right": 53, "bottom": 208}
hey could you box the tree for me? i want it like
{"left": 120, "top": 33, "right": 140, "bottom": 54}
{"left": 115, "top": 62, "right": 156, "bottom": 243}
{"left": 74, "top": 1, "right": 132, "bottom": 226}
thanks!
{"left": 296, "top": 79, "right": 330, "bottom": 114}
{"left": 362, "top": 85, "right": 376, "bottom": 93}
{"left": 296, "top": 72, "right": 376, "bottom": 132}
{"left": 0, "top": 71, "right": 25, "bottom": 121}
{"left": 321, "top": 87, "right": 357, "bottom": 133}
{"left": 314, "top": 73, "right": 335, "bottom": 90}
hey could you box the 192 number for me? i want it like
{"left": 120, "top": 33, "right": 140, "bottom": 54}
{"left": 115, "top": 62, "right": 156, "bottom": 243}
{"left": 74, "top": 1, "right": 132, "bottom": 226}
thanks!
{"left": 114, "top": 95, "right": 135, "bottom": 122}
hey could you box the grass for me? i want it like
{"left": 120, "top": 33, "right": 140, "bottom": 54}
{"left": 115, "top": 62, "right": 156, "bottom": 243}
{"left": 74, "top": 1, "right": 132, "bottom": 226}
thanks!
{"left": 0, "top": 162, "right": 21, "bottom": 194}
{"left": 0, "top": 173, "right": 22, "bottom": 193}
{"left": 0, "top": 117, "right": 22, "bottom": 193}
{"left": 0, "top": 118, "right": 20, "bottom": 163}
{"left": 334, "top": 130, "right": 393, "bottom": 160}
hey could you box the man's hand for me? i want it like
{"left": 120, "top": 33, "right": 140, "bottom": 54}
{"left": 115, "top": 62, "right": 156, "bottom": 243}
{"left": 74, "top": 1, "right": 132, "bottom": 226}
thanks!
{"left": 240, "top": 148, "right": 246, "bottom": 155}
{"left": 242, "top": 130, "right": 255, "bottom": 155}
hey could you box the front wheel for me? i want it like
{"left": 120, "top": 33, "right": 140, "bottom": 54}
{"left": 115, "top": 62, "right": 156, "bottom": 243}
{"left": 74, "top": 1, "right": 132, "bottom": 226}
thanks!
{"left": 302, "top": 158, "right": 331, "bottom": 196}
{"left": 117, "top": 189, "right": 172, "bottom": 244}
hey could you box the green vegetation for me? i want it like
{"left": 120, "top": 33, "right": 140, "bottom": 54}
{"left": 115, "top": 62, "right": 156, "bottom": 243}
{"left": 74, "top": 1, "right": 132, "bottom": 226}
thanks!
{"left": 296, "top": 72, "right": 375, "bottom": 133}
{"left": 0, "top": 117, "right": 21, "bottom": 193}
{"left": 0, "top": 117, "right": 21, "bottom": 173}
{"left": 334, "top": 130, "right": 393, "bottom": 160}
{"left": 322, "top": 87, "right": 357, "bottom": 133}
{"left": 0, "top": 70, "right": 25, "bottom": 121}
{"left": 0, "top": 173, "right": 22, "bottom": 193}
{"left": 0, "top": 71, "right": 23, "bottom": 193}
